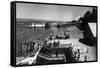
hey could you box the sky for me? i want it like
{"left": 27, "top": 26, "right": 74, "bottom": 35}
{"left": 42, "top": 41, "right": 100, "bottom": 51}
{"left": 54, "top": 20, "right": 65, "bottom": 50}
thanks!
{"left": 88, "top": 23, "right": 96, "bottom": 37}
{"left": 16, "top": 3, "right": 93, "bottom": 21}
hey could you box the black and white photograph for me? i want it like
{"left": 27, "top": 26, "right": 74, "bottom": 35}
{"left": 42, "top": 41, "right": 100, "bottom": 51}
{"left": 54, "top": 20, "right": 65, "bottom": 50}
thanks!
{"left": 11, "top": 1, "right": 97, "bottom": 66}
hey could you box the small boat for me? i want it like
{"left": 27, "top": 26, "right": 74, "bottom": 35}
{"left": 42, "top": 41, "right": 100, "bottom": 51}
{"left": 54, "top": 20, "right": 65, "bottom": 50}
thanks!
{"left": 28, "top": 23, "right": 45, "bottom": 28}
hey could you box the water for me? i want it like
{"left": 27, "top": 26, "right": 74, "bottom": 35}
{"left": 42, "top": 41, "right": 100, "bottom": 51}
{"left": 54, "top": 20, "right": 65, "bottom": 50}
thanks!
{"left": 16, "top": 25, "right": 83, "bottom": 44}
{"left": 16, "top": 25, "right": 83, "bottom": 57}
